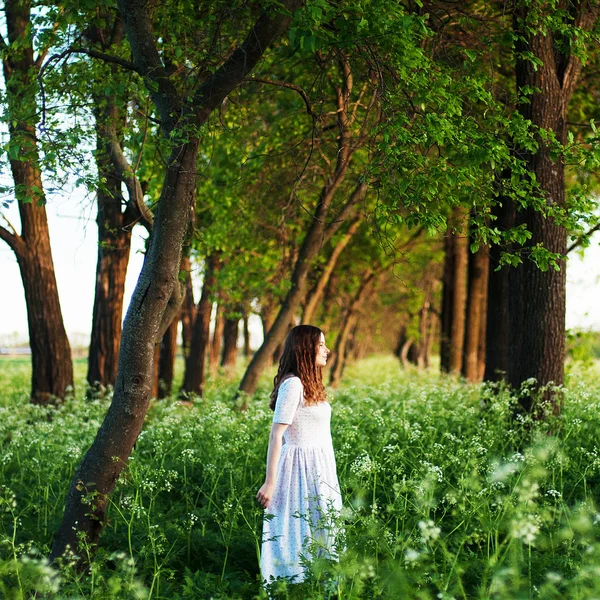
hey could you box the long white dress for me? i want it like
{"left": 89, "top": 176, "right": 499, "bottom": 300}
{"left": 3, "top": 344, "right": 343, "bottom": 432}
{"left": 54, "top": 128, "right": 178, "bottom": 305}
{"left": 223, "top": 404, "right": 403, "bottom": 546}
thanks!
{"left": 260, "top": 376, "right": 342, "bottom": 584}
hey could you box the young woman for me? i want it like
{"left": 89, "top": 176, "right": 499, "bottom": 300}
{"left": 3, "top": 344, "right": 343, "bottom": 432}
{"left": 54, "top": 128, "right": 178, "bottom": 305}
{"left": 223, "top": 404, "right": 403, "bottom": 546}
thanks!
{"left": 257, "top": 325, "right": 342, "bottom": 584}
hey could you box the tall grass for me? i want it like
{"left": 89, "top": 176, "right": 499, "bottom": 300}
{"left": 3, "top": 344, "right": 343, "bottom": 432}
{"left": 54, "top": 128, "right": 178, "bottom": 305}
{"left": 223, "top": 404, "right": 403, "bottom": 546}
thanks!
{"left": 2, "top": 356, "right": 600, "bottom": 598}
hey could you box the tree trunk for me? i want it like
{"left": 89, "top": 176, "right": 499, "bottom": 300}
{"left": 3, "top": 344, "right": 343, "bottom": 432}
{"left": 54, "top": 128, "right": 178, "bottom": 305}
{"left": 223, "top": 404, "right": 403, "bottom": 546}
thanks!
{"left": 440, "top": 226, "right": 454, "bottom": 373}
{"left": 210, "top": 301, "right": 225, "bottom": 374}
{"left": 484, "top": 196, "right": 513, "bottom": 382}
{"left": 181, "top": 254, "right": 219, "bottom": 396}
{"left": 157, "top": 312, "right": 179, "bottom": 398}
{"left": 508, "top": 4, "right": 597, "bottom": 412}
{"left": 477, "top": 255, "right": 489, "bottom": 382}
{"left": 243, "top": 310, "right": 251, "bottom": 358}
{"left": 0, "top": 1, "right": 73, "bottom": 404}
{"left": 180, "top": 255, "right": 196, "bottom": 358}
{"left": 49, "top": 0, "right": 302, "bottom": 564}
{"left": 239, "top": 181, "right": 367, "bottom": 398}
{"left": 302, "top": 218, "right": 361, "bottom": 324}
{"left": 463, "top": 244, "right": 489, "bottom": 382}
{"left": 87, "top": 98, "right": 133, "bottom": 393}
{"left": 221, "top": 315, "right": 239, "bottom": 370}
{"left": 329, "top": 270, "right": 376, "bottom": 387}
{"left": 449, "top": 206, "right": 469, "bottom": 375}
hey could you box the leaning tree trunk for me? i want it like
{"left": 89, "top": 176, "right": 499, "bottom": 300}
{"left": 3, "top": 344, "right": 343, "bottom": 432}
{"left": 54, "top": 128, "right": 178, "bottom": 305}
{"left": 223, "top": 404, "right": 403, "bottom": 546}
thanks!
{"left": 330, "top": 270, "right": 376, "bottom": 387}
{"left": 302, "top": 218, "right": 361, "bottom": 324}
{"left": 50, "top": 0, "right": 302, "bottom": 564}
{"left": 239, "top": 181, "right": 366, "bottom": 398}
{"left": 181, "top": 254, "right": 219, "bottom": 396}
{"left": 0, "top": 0, "right": 73, "bottom": 404}
{"left": 238, "top": 57, "right": 370, "bottom": 398}
{"left": 508, "top": 3, "right": 598, "bottom": 412}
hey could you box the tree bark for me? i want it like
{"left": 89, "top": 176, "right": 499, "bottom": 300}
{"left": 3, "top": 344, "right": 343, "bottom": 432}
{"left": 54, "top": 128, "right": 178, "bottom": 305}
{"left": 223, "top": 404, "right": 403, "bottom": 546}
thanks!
{"left": 440, "top": 225, "right": 454, "bottom": 373}
{"left": 50, "top": 0, "right": 303, "bottom": 564}
{"left": 0, "top": 1, "right": 73, "bottom": 404}
{"left": 87, "top": 97, "right": 134, "bottom": 393}
{"left": 463, "top": 244, "right": 489, "bottom": 382}
{"left": 484, "top": 196, "right": 513, "bottom": 382}
{"left": 221, "top": 314, "right": 240, "bottom": 370}
{"left": 508, "top": 3, "right": 598, "bottom": 412}
{"left": 329, "top": 270, "right": 376, "bottom": 387}
{"left": 181, "top": 254, "right": 219, "bottom": 396}
{"left": 449, "top": 206, "right": 469, "bottom": 375}
{"left": 239, "top": 180, "right": 367, "bottom": 398}
{"left": 210, "top": 301, "right": 225, "bottom": 374}
{"left": 157, "top": 313, "right": 179, "bottom": 398}
{"left": 302, "top": 218, "right": 361, "bottom": 324}
{"left": 180, "top": 255, "right": 196, "bottom": 358}
{"left": 243, "top": 309, "right": 251, "bottom": 358}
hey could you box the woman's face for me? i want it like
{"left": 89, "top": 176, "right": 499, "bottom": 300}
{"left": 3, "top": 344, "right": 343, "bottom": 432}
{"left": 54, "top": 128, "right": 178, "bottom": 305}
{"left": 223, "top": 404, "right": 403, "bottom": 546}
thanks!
{"left": 315, "top": 332, "right": 330, "bottom": 367}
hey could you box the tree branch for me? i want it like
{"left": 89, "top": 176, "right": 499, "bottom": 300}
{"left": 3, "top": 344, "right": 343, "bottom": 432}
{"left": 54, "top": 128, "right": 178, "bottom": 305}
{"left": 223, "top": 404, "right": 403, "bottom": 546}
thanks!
{"left": 191, "top": 0, "right": 305, "bottom": 121}
{"left": 69, "top": 48, "right": 140, "bottom": 73}
{"left": 117, "top": 0, "right": 183, "bottom": 132}
{"left": 567, "top": 222, "right": 600, "bottom": 254}
{"left": 0, "top": 223, "right": 25, "bottom": 257}
{"left": 323, "top": 180, "right": 368, "bottom": 243}
{"left": 245, "top": 76, "right": 318, "bottom": 120}
{"left": 560, "top": 7, "right": 600, "bottom": 99}
{"left": 0, "top": 29, "right": 12, "bottom": 76}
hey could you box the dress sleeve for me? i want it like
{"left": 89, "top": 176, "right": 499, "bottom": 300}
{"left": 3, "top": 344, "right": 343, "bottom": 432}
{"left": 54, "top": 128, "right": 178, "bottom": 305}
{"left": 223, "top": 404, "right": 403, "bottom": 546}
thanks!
{"left": 273, "top": 377, "right": 303, "bottom": 424}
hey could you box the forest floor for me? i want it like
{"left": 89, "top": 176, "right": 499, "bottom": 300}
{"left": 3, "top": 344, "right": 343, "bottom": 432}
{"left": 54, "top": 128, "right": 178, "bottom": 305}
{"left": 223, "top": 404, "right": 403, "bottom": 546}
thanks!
{"left": 2, "top": 355, "right": 600, "bottom": 599}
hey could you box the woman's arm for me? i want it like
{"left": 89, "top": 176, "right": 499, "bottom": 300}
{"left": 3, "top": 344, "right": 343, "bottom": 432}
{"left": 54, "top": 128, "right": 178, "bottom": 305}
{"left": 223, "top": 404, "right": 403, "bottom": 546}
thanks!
{"left": 256, "top": 422, "right": 288, "bottom": 509}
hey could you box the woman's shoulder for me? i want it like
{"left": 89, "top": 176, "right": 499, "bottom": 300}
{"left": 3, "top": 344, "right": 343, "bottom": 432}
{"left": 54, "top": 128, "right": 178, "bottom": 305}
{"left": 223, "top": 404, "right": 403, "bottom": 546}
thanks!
{"left": 279, "top": 375, "right": 303, "bottom": 389}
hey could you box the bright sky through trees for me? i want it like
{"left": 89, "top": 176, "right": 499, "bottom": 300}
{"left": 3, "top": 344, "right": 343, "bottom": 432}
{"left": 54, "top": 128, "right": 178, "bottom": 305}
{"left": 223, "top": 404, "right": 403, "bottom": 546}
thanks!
{"left": 1, "top": 190, "right": 599, "bottom": 346}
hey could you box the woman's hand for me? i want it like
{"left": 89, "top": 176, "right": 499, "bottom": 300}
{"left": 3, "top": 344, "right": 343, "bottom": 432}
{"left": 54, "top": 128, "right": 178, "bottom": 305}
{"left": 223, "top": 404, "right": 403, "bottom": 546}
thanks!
{"left": 256, "top": 482, "right": 276, "bottom": 509}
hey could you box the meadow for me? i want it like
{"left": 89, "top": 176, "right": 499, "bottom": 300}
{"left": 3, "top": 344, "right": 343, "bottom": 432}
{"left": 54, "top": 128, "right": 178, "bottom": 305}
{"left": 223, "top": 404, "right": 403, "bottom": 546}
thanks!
{"left": 2, "top": 356, "right": 600, "bottom": 599}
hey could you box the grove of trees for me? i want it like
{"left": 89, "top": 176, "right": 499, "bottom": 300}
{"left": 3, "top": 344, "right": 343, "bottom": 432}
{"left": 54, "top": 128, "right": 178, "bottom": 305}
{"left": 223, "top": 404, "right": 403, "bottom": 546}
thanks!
{"left": 1, "top": 0, "right": 599, "bottom": 570}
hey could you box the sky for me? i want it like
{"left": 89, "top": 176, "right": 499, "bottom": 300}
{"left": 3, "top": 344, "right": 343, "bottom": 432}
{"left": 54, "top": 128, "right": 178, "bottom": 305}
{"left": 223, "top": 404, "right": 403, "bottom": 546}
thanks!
{"left": 1, "top": 190, "right": 600, "bottom": 348}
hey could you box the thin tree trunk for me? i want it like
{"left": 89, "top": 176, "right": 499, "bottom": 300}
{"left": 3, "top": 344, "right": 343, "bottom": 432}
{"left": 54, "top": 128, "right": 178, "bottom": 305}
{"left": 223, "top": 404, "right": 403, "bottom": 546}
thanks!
{"left": 180, "top": 255, "right": 196, "bottom": 358}
{"left": 243, "top": 310, "right": 251, "bottom": 358}
{"left": 302, "top": 218, "right": 361, "bottom": 324}
{"left": 238, "top": 57, "right": 370, "bottom": 398}
{"left": 463, "top": 244, "right": 489, "bottom": 382}
{"left": 0, "top": 1, "right": 73, "bottom": 404}
{"left": 330, "top": 270, "right": 376, "bottom": 387}
{"left": 210, "top": 301, "right": 225, "bottom": 375}
{"left": 477, "top": 254, "right": 489, "bottom": 382}
{"left": 440, "top": 227, "right": 454, "bottom": 373}
{"left": 157, "top": 311, "right": 179, "bottom": 398}
{"left": 239, "top": 181, "right": 367, "bottom": 398}
{"left": 181, "top": 254, "right": 219, "bottom": 396}
{"left": 449, "top": 206, "right": 469, "bottom": 375}
{"left": 49, "top": 0, "right": 301, "bottom": 563}
{"left": 484, "top": 196, "right": 513, "bottom": 382}
{"left": 221, "top": 314, "right": 239, "bottom": 370}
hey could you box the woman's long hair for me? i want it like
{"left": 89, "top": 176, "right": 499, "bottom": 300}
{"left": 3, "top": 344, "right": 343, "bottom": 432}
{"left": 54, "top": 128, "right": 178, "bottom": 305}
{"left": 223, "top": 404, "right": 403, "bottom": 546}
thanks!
{"left": 270, "top": 325, "right": 326, "bottom": 410}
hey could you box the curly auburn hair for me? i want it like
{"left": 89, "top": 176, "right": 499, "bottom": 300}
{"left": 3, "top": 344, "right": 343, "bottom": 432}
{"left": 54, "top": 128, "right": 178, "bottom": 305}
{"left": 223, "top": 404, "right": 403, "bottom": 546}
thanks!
{"left": 270, "top": 325, "right": 327, "bottom": 411}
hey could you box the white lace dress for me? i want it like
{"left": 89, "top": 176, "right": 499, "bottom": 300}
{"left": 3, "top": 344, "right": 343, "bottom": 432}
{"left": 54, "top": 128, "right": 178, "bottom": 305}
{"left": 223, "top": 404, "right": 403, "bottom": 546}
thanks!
{"left": 260, "top": 376, "right": 342, "bottom": 583}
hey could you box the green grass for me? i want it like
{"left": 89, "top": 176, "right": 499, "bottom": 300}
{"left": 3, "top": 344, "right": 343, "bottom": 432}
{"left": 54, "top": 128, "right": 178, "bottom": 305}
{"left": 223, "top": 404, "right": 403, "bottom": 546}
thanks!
{"left": 2, "top": 356, "right": 600, "bottom": 598}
